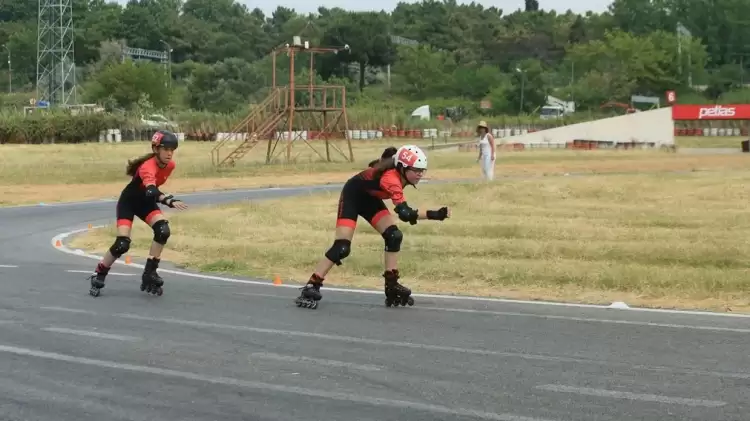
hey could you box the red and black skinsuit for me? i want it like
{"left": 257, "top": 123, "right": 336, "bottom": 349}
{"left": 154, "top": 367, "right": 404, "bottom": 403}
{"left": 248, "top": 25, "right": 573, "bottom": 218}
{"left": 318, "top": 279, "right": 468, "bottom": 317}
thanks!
{"left": 89, "top": 130, "right": 182, "bottom": 297}
{"left": 299, "top": 158, "right": 419, "bottom": 306}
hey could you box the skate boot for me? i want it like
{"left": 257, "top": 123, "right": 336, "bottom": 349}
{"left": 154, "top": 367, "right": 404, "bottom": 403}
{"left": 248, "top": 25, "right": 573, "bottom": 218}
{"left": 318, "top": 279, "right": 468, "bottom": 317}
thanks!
{"left": 383, "top": 269, "right": 414, "bottom": 307}
{"left": 88, "top": 262, "right": 109, "bottom": 297}
{"left": 140, "top": 257, "right": 164, "bottom": 296}
{"left": 295, "top": 274, "right": 323, "bottom": 309}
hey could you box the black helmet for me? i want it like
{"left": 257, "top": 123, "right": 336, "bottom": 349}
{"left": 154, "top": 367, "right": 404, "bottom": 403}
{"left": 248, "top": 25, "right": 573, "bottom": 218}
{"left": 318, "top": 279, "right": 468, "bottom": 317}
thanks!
{"left": 151, "top": 130, "right": 179, "bottom": 150}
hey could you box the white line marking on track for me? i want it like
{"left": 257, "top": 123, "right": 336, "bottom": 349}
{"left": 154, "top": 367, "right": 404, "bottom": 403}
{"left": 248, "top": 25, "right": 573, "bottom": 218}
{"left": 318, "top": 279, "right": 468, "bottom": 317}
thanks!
{"left": 36, "top": 306, "right": 750, "bottom": 380}
{"left": 416, "top": 306, "right": 750, "bottom": 333}
{"left": 49, "top": 205, "right": 750, "bottom": 319}
{"left": 159, "top": 289, "right": 750, "bottom": 334}
{"left": 66, "top": 269, "right": 135, "bottom": 276}
{"left": 536, "top": 384, "right": 726, "bottom": 407}
{"left": 0, "top": 343, "right": 554, "bottom": 421}
{"left": 42, "top": 327, "right": 141, "bottom": 342}
{"left": 0, "top": 264, "right": 18, "bottom": 268}
{"left": 96, "top": 312, "right": 747, "bottom": 380}
{"left": 39, "top": 306, "right": 97, "bottom": 315}
{"left": 249, "top": 352, "right": 383, "bottom": 372}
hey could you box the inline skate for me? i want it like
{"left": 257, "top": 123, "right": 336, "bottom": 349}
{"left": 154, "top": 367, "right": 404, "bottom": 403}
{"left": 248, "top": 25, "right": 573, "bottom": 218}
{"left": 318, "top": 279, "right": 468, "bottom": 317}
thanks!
{"left": 383, "top": 269, "right": 414, "bottom": 307}
{"left": 140, "top": 257, "right": 164, "bottom": 296}
{"left": 88, "top": 262, "right": 109, "bottom": 297}
{"left": 295, "top": 274, "right": 323, "bottom": 309}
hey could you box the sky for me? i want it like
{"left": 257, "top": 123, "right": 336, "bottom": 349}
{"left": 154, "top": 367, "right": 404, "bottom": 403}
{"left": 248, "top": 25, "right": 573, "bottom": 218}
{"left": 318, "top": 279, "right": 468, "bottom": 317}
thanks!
{"left": 112, "top": 0, "right": 612, "bottom": 19}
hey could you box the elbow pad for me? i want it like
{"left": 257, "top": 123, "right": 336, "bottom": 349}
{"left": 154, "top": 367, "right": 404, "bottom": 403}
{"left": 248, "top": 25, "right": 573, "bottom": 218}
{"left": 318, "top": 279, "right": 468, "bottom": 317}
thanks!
{"left": 394, "top": 202, "right": 418, "bottom": 225}
{"left": 145, "top": 185, "right": 161, "bottom": 197}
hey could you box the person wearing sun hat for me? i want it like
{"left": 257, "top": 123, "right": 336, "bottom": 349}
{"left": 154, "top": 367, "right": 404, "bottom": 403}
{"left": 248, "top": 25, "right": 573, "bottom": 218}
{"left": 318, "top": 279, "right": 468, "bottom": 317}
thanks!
{"left": 476, "top": 120, "right": 496, "bottom": 181}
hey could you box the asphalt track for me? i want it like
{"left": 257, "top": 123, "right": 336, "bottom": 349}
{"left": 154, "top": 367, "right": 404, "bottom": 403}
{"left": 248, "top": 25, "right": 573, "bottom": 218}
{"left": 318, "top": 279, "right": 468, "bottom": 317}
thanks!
{"left": 1, "top": 182, "right": 748, "bottom": 421}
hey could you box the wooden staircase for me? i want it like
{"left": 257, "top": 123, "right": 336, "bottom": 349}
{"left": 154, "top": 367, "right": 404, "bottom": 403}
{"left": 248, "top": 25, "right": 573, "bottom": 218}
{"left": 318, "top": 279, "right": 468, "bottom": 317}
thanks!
{"left": 211, "top": 87, "right": 288, "bottom": 167}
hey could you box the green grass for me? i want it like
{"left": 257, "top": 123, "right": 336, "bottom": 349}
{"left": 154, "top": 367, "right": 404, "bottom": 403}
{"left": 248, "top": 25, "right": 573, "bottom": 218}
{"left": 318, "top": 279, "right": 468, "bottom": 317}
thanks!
{"left": 71, "top": 168, "right": 750, "bottom": 313}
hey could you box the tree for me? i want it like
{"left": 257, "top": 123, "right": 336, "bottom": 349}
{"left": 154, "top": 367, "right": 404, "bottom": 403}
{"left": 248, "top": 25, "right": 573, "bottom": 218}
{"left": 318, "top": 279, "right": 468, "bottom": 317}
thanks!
{"left": 187, "top": 58, "right": 265, "bottom": 112}
{"left": 0, "top": 0, "right": 744, "bottom": 115}
{"left": 320, "top": 11, "right": 396, "bottom": 91}
{"left": 84, "top": 60, "right": 170, "bottom": 110}
{"left": 390, "top": 45, "right": 454, "bottom": 99}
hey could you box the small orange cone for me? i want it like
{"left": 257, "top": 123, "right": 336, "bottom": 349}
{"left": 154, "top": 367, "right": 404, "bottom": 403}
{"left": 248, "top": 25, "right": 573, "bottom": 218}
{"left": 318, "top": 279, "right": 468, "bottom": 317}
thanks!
{"left": 273, "top": 275, "right": 282, "bottom": 285}
{"left": 55, "top": 240, "right": 62, "bottom": 247}
{"left": 125, "top": 256, "right": 132, "bottom": 264}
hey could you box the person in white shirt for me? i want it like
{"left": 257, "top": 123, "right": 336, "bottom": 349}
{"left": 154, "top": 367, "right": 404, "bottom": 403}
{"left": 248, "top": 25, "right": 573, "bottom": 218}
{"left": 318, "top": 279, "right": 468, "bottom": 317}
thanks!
{"left": 476, "top": 120, "right": 496, "bottom": 181}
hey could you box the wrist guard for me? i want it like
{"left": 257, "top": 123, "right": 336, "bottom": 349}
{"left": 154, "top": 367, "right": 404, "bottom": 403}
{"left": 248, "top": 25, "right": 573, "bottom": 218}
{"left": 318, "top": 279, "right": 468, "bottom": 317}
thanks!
{"left": 394, "top": 202, "right": 418, "bottom": 225}
{"left": 160, "top": 194, "right": 179, "bottom": 208}
{"left": 426, "top": 207, "right": 449, "bottom": 221}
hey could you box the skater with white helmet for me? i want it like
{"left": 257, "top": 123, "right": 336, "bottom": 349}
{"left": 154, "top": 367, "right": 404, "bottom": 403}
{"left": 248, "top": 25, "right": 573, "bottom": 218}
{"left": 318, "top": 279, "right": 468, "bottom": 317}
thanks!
{"left": 296, "top": 144, "right": 451, "bottom": 309}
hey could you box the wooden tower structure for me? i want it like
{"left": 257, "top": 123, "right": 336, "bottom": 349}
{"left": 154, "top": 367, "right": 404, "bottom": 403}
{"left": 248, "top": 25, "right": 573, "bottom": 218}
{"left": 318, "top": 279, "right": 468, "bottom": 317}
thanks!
{"left": 211, "top": 37, "right": 353, "bottom": 167}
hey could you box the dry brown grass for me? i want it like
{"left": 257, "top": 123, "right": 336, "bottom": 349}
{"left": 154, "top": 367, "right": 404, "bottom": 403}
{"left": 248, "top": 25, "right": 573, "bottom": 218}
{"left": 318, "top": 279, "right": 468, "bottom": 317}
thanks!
{"left": 71, "top": 168, "right": 750, "bottom": 313}
{"left": 2, "top": 138, "right": 749, "bottom": 206}
{"left": 676, "top": 135, "right": 744, "bottom": 148}
{"left": 0, "top": 139, "right": 437, "bottom": 205}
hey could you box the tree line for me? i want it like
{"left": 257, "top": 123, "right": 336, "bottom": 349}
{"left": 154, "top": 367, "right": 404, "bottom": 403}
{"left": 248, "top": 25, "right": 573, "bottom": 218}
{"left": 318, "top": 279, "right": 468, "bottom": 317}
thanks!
{"left": 1, "top": 0, "right": 749, "bottom": 118}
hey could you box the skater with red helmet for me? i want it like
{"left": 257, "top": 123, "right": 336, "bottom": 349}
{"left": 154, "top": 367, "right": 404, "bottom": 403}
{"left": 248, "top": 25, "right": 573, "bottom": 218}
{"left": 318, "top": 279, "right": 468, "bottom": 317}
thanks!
{"left": 88, "top": 129, "right": 188, "bottom": 297}
{"left": 295, "top": 144, "right": 451, "bottom": 309}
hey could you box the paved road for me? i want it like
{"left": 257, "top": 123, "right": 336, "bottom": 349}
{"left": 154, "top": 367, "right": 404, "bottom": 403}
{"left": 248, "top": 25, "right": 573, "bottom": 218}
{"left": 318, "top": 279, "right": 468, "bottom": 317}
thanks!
{"left": 0, "top": 183, "right": 748, "bottom": 421}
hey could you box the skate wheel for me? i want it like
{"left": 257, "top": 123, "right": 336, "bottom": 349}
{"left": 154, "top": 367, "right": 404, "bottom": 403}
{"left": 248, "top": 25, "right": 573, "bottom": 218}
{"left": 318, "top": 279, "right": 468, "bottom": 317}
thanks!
{"left": 407, "top": 297, "right": 414, "bottom": 306}
{"left": 89, "top": 287, "right": 100, "bottom": 297}
{"left": 155, "top": 287, "right": 163, "bottom": 296}
{"left": 140, "top": 284, "right": 146, "bottom": 292}
{"left": 295, "top": 298, "right": 317, "bottom": 309}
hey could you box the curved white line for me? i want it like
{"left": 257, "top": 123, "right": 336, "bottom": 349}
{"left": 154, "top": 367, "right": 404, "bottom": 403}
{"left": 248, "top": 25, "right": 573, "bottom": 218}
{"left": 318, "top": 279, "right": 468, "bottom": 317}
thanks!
{"left": 50, "top": 225, "right": 750, "bottom": 319}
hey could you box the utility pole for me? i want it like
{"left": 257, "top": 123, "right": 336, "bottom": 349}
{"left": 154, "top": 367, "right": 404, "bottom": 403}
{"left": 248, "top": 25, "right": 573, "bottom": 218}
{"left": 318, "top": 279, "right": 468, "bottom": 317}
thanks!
{"left": 160, "top": 39, "right": 172, "bottom": 89}
{"left": 4, "top": 45, "right": 10, "bottom": 93}
{"left": 516, "top": 67, "right": 525, "bottom": 114}
{"left": 677, "top": 23, "right": 692, "bottom": 88}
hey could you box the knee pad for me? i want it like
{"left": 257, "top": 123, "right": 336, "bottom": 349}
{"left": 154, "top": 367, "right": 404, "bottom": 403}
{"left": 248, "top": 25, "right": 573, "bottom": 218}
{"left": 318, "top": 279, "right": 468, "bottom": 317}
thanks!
{"left": 109, "top": 236, "right": 131, "bottom": 258}
{"left": 382, "top": 225, "right": 403, "bottom": 252}
{"left": 152, "top": 220, "right": 171, "bottom": 245}
{"left": 325, "top": 239, "right": 351, "bottom": 266}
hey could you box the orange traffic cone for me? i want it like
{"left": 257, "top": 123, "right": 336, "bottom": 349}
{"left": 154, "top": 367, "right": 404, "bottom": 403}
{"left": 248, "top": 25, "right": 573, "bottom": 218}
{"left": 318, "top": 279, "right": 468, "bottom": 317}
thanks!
{"left": 273, "top": 275, "right": 282, "bottom": 285}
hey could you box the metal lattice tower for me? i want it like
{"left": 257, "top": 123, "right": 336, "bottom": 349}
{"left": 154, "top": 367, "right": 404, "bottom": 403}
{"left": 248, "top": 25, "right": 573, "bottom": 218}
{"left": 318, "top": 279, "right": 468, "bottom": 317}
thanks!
{"left": 36, "top": 0, "right": 77, "bottom": 107}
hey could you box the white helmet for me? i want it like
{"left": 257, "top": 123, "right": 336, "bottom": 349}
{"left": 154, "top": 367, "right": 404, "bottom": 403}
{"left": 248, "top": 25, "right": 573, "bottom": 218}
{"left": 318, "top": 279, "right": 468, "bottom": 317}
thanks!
{"left": 393, "top": 145, "right": 428, "bottom": 170}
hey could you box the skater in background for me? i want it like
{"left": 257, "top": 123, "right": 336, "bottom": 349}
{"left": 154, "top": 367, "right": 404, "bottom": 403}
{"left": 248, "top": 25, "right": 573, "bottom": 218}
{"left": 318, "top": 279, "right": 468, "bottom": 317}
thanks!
{"left": 296, "top": 144, "right": 451, "bottom": 309}
{"left": 476, "top": 120, "right": 496, "bottom": 181}
{"left": 88, "top": 129, "right": 188, "bottom": 297}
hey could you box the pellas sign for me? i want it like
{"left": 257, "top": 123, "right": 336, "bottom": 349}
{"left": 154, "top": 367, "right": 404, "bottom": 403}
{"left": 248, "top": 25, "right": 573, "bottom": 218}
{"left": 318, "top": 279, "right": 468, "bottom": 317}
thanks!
{"left": 672, "top": 104, "right": 750, "bottom": 120}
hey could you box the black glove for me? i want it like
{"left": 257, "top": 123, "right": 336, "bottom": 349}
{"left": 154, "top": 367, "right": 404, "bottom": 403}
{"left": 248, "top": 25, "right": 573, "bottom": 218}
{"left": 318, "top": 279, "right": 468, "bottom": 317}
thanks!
{"left": 426, "top": 207, "right": 449, "bottom": 221}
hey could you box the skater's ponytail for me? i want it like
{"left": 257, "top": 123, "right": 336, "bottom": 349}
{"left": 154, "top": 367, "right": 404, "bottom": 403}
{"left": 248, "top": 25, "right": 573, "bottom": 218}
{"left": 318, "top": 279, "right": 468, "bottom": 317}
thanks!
{"left": 369, "top": 146, "right": 398, "bottom": 176}
{"left": 126, "top": 153, "right": 156, "bottom": 176}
